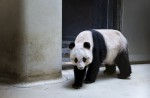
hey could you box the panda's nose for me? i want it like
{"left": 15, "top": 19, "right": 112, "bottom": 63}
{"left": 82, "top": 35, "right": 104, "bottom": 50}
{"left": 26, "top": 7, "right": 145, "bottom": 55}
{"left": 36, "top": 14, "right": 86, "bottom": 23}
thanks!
{"left": 77, "top": 62, "right": 84, "bottom": 70}
{"left": 78, "top": 66, "right": 84, "bottom": 70}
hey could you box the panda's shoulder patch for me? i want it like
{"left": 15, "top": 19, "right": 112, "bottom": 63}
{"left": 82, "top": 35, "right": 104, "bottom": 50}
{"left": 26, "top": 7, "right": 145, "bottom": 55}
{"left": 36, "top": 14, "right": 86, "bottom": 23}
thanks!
{"left": 89, "top": 29, "right": 107, "bottom": 62}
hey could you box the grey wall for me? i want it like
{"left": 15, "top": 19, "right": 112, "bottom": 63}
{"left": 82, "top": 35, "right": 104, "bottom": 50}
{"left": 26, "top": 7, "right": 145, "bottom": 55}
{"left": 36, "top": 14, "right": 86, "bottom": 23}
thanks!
{"left": 0, "top": 0, "right": 23, "bottom": 80}
{"left": 122, "top": 0, "right": 150, "bottom": 62}
{"left": 0, "top": 0, "right": 62, "bottom": 82}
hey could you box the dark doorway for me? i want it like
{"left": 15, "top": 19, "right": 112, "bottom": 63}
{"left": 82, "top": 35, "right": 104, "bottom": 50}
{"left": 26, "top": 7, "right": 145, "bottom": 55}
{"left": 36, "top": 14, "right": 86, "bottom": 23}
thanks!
{"left": 62, "top": 0, "right": 122, "bottom": 63}
{"left": 62, "top": 0, "right": 122, "bottom": 41}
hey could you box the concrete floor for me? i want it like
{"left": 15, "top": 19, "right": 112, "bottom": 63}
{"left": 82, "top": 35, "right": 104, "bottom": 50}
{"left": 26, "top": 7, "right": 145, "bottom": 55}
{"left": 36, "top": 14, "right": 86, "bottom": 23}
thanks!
{"left": 0, "top": 64, "right": 150, "bottom": 98}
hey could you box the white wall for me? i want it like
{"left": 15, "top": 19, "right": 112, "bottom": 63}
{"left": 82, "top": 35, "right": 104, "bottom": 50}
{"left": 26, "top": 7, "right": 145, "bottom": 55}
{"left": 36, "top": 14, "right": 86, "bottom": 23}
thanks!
{"left": 122, "top": 0, "right": 150, "bottom": 62}
{"left": 0, "top": 0, "right": 62, "bottom": 82}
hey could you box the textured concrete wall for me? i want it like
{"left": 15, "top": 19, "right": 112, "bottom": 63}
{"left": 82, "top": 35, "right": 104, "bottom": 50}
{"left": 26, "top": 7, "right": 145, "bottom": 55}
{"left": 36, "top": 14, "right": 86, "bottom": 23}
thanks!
{"left": 0, "top": 0, "right": 62, "bottom": 82}
{"left": 122, "top": 0, "right": 150, "bottom": 62}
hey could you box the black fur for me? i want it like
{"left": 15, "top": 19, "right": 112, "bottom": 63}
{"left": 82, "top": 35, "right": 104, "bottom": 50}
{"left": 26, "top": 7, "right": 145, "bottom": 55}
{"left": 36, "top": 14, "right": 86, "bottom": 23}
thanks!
{"left": 83, "top": 42, "right": 91, "bottom": 49}
{"left": 115, "top": 51, "right": 132, "bottom": 79}
{"left": 72, "top": 66, "right": 87, "bottom": 89}
{"left": 69, "top": 42, "right": 75, "bottom": 49}
{"left": 84, "top": 29, "right": 107, "bottom": 83}
{"left": 104, "top": 64, "right": 116, "bottom": 75}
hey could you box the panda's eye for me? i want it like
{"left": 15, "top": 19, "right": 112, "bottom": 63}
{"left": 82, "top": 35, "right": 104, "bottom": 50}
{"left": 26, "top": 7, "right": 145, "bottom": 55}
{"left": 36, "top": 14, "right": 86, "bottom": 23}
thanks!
{"left": 74, "top": 58, "right": 78, "bottom": 63}
{"left": 83, "top": 57, "right": 87, "bottom": 62}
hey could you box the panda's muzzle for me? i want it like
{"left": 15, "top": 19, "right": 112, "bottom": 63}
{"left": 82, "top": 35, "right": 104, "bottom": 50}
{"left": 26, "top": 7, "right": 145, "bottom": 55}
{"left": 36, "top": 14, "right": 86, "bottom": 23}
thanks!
{"left": 77, "top": 61, "right": 85, "bottom": 70}
{"left": 77, "top": 66, "right": 84, "bottom": 70}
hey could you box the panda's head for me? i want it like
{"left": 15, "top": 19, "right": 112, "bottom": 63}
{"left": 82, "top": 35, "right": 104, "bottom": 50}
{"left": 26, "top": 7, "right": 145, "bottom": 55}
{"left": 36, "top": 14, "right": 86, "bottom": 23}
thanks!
{"left": 69, "top": 42, "right": 93, "bottom": 70}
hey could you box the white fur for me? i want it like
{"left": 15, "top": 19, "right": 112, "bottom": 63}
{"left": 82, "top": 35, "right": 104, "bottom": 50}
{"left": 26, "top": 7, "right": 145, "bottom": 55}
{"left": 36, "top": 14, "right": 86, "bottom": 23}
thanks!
{"left": 95, "top": 29, "right": 128, "bottom": 65}
{"left": 75, "top": 30, "right": 94, "bottom": 50}
{"left": 70, "top": 48, "right": 93, "bottom": 69}
{"left": 70, "top": 29, "right": 128, "bottom": 67}
{"left": 70, "top": 30, "right": 94, "bottom": 69}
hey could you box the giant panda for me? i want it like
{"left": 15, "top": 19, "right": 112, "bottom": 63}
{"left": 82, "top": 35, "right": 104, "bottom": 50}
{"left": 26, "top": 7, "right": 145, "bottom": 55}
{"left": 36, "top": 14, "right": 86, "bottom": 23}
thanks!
{"left": 69, "top": 29, "right": 132, "bottom": 89}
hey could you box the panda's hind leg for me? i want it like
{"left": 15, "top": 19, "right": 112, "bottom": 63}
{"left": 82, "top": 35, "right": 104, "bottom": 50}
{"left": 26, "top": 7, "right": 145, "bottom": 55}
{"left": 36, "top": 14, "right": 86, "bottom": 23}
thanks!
{"left": 115, "top": 51, "right": 132, "bottom": 79}
{"left": 104, "top": 64, "right": 116, "bottom": 75}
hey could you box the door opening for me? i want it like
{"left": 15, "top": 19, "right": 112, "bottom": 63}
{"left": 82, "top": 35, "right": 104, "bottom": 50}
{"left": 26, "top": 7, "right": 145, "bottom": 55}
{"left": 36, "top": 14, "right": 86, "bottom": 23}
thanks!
{"left": 62, "top": 0, "right": 122, "bottom": 65}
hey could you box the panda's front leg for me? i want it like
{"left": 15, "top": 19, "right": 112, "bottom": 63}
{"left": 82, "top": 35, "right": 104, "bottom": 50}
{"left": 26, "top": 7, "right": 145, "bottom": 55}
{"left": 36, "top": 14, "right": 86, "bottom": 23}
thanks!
{"left": 72, "top": 66, "right": 87, "bottom": 89}
{"left": 84, "top": 62, "right": 101, "bottom": 84}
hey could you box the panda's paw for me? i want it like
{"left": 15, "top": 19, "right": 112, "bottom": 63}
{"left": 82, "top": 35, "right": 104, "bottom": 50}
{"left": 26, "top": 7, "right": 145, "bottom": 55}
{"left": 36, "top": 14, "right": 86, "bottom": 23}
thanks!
{"left": 72, "top": 83, "right": 82, "bottom": 89}
{"left": 84, "top": 79, "right": 95, "bottom": 84}
{"left": 117, "top": 74, "right": 131, "bottom": 79}
{"left": 103, "top": 70, "right": 116, "bottom": 75}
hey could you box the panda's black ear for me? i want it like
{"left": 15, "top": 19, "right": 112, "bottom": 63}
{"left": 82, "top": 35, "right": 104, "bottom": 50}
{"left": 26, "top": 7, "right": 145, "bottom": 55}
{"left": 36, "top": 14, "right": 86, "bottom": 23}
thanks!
{"left": 83, "top": 42, "right": 90, "bottom": 49}
{"left": 69, "top": 42, "right": 75, "bottom": 49}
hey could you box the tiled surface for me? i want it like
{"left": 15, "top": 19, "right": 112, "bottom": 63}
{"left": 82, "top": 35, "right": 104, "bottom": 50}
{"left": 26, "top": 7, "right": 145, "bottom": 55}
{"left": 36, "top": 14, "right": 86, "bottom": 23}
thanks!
{"left": 0, "top": 64, "right": 150, "bottom": 98}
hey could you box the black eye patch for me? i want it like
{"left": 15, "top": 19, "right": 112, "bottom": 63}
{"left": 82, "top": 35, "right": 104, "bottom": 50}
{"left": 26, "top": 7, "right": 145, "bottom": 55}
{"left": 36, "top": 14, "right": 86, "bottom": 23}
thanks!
{"left": 74, "top": 58, "right": 78, "bottom": 63}
{"left": 83, "top": 57, "right": 87, "bottom": 62}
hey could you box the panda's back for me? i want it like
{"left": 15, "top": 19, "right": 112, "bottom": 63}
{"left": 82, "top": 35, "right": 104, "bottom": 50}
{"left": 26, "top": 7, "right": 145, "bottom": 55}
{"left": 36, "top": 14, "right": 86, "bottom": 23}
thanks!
{"left": 95, "top": 29, "right": 127, "bottom": 50}
{"left": 95, "top": 29, "right": 128, "bottom": 65}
